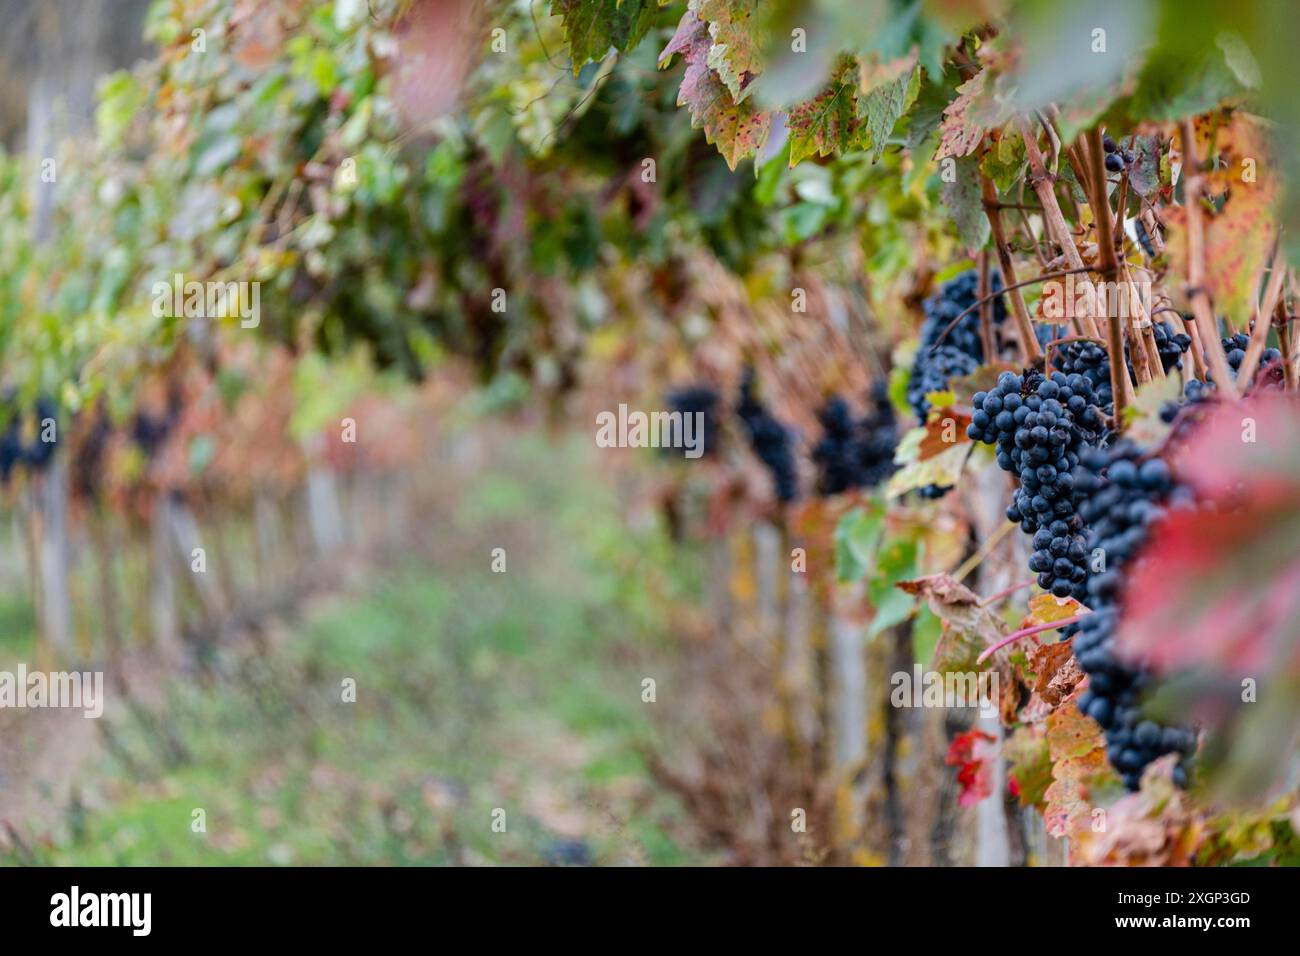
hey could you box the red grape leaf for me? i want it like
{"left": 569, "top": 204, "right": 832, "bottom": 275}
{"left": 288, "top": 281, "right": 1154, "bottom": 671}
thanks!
{"left": 945, "top": 729, "right": 998, "bottom": 807}
{"left": 1026, "top": 637, "right": 1083, "bottom": 709}
{"left": 1119, "top": 395, "right": 1300, "bottom": 677}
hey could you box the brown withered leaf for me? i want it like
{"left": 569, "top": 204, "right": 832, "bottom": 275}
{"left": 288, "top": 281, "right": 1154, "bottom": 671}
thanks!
{"left": 899, "top": 573, "right": 1024, "bottom": 723}
{"left": 1028, "top": 638, "right": 1083, "bottom": 708}
{"left": 1042, "top": 695, "right": 1122, "bottom": 842}
{"left": 900, "top": 573, "right": 1007, "bottom": 674}
{"left": 1074, "top": 757, "right": 1206, "bottom": 866}
{"left": 918, "top": 403, "right": 972, "bottom": 461}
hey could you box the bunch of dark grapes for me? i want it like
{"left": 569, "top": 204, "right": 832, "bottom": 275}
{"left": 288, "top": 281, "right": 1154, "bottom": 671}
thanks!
{"left": 0, "top": 396, "right": 61, "bottom": 482}
{"left": 1102, "top": 134, "right": 1136, "bottom": 174}
{"left": 918, "top": 269, "right": 1007, "bottom": 358}
{"left": 907, "top": 345, "right": 979, "bottom": 423}
{"left": 130, "top": 387, "right": 183, "bottom": 457}
{"left": 812, "top": 396, "right": 860, "bottom": 495}
{"left": 1070, "top": 441, "right": 1197, "bottom": 789}
{"left": 812, "top": 383, "right": 901, "bottom": 495}
{"left": 1159, "top": 331, "right": 1284, "bottom": 423}
{"left": 1052, "top": 322, "right": 1190, "bottom": 413}
{"left": 858, "top": 383, "right": 901, "bottom": 488}
{"left": 736, "top": 370, "right": 798, "bottom": 503}
{"left": 1134, "top": 217, "right": 1157, "bottom": 258}
{"left": 1052, "top": 340, "right": 1114, "bottom": 410}
{"left": 0, "top": 414, "right": 22, "bottom": 483}
{"left": 968, "top": 369, "right": 1107, "bottom": 600}
{"left": 1152, "top": 322, "right": 1193, "bottom": 373}
{"left": 909, "top": 270, "right": 1011, "bottom": 500}
{"left": 664, "top": 385, "right": 720, "bottom": 459}
{"left": 909, "top": 270, "right": 1010, "bottom": 419}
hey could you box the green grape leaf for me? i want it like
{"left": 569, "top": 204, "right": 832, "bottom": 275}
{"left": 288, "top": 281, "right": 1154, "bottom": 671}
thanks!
{"left": 941, "top": 154, "right": 990, "bottom": 252}
{"left": 786, "top": 71, "right": 859, "bottom": 167}
{"left": 699, "top": 0, "right": 764, "bottom": 101}
{"left": 857, "top": 64, "right": 921, "bottom": 164}
{"left": 552, "top": 0, "right": 660, "bottom": 73}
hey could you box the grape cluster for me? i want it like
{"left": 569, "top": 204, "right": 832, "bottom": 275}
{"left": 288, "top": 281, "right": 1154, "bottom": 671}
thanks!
{"left": 857, "top": 384, "right": 902, "bottom": 488}
{"left": 1159, "top": 331, "right": 1284, "bottom": 423}
{"left": 968, "top": 369, "right": 1107, "bottom": 600}
{"left": 1052, "top": 322, "right": 1190, "bottom": 413}
{"left": 1052, "top": 340, "right": 1114, "bottom": 410}
{"left": 909, "top": 271, "right": 1011, "bottom": 499}
{"left": 918, "top": 270, "right": 1008, "bottom": 359}
{"left": 908, "top": 271, "right": 1009, "bottom": 420}
{"left": 907, "top": 345, "right": 979, "bottom": 423}
{"left": 1102, "top": 134, "right": 1136, "bottom": 174}
{"left": 812, "top": 396, "right": 859, "bottom": 495}
{"left": 664, "top": 385, "right": 720, "bottom": 458}
{"left": 0, "top": 397, "right": 61, "bottom": 484}
{"left": 736, "top": 370, "right": 798, "bottom": 503}
{"left": 1152, "top": 322, "right": 1193, "bottom": 374}
{"left": 1222, "top": 331, "right": 1283, "bottom": 380}
{"left": 1134, "top": 217, "right": 1157, "bottom": 258}
{"left": 1071, "top": 441, "right": 1197, "bottom": 789}
{"left": 811, "top": 384, "right": 900, "bottom": 495}
{"left": 131, "top": 400, "right": 180, "bottom": 457}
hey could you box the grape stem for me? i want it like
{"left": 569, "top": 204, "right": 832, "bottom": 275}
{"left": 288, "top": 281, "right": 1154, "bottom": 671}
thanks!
{"left": 976, "top": 612, "right": 1088, "bottom": 665}
{"left": 1236, "top": 242, "right": 1286, "bottom": 387}
{"left": 1019, "top": 118, "right": 1098, "bottom": 340}
{"left": 981, "top": 175, "right": 1044, "bottom": 363}
{"left": 952, "top": 518, "right": 1020, "bottom": 582}
{"left": 1085, "top": 126, "right": 1136, "bottom": 425}
{"left": 1178, "top": 119, "right": 1241, "bottom": 401}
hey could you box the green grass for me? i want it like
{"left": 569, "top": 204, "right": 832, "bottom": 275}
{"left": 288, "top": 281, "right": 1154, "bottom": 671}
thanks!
{"left": 0, "top": 590, "right": 36, "bottom": 662}
{"left": 8, "top": 433, "right": 710, "bottom": 866}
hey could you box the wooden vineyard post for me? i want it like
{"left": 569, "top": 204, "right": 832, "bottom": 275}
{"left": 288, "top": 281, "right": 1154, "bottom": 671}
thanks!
{"left": 166, "top": 494, "right": 225, "bottom": 624}
{"left": 779, "top": 524, "right": 819, "bottom": 756}
{"left": 254, "top": 488, "right": 283, "bottom": 591}
{"left": 706, "top": 532, "right": 732, "bottom": 637}
{"left": 89, "top": 506, "right": 123, "bottom": 669}
{"left": 305, "top": 465, "right": 346, "bottom": 558}
{"left": 827, "top": 582, "right": 867, "bottom": 774}
{"left": 149, "top": 493, "right": 179, "bottom": 659}
{"left": 34, "top": 458, "right": 76, "bottom": 662}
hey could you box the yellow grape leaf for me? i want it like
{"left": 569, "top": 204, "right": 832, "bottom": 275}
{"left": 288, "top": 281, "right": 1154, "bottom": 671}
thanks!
{"left": 1025, "top": 593, "right": 1085, "bottom": 626}
{"left": 1165, "top": 112, "right": 1278, "bottom": 323}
